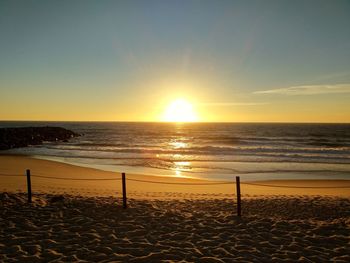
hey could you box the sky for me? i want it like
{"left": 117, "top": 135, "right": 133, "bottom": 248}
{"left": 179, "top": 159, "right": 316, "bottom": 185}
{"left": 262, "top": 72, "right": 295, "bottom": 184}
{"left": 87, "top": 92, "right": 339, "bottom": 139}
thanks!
{"left": 0, "top": 0, "right": 350, "bottom": 122}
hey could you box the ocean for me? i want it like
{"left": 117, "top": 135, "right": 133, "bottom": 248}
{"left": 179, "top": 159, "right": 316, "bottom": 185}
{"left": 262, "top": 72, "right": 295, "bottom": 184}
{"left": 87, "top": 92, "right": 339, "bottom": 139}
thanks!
{"left": 1, "top": 121, "right": 350, "bottom": 181}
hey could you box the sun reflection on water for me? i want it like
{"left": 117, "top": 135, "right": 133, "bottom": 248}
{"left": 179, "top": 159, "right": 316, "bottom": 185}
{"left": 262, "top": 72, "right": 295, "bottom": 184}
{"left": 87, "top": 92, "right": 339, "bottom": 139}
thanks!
{"left": 172, "top": 161, "right": 191, "bottom": 178}
{"left": 175, "top": 170, "right": 183, "bottom": 177}
{"left": 156, "top": 137, "right": 193, "bottom": 178}
{"left": 169, "top": 141, "right": 187, "bottom": 149}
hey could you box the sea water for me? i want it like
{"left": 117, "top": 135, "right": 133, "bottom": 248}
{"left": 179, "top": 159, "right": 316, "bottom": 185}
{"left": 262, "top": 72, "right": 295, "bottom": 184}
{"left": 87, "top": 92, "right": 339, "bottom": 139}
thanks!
{"left": 1, "top": 121, "right": 350, "bottom": 181}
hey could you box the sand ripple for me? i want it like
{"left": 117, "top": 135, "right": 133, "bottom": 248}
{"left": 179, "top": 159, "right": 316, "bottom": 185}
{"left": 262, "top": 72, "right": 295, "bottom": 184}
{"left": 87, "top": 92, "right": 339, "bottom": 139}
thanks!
{"left": 1, "top": 193, "right": 350, "bottom": 262}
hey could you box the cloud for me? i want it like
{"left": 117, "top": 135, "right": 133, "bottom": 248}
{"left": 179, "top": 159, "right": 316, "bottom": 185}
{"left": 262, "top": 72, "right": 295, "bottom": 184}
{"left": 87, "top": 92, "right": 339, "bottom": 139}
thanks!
{"left": 200, "top": 102, "right": 268, "bottom": 106}
{"left": 254, "top": 84, "right": 350, "bottom": 95}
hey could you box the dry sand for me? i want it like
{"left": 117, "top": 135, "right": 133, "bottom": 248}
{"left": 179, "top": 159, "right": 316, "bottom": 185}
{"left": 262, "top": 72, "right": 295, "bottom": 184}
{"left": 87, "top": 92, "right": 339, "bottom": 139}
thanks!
{"left": 1, "top": 155, "right": 350, "bottom": 262}
{"left": 1, "top": 193, "right": 349, "bottom": 262}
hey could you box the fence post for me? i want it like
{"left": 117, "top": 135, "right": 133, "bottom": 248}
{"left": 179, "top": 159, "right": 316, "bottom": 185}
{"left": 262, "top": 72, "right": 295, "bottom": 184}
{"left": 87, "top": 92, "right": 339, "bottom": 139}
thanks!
{"left": 26, "top": 169, "right": 32, "bottom": 203}
{"left": 236, "top": 176, "right": 241, "bottom": 217}
{"left": 122, "top": 173, "right": 127, "bottom": 209}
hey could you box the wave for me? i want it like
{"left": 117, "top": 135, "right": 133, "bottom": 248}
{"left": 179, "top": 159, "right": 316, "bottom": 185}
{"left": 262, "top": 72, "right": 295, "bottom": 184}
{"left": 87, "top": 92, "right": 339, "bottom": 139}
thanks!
{"left": 18, "top": 150, "right": 350, "bottom": 165}
{"left": 70, "top": 136, "right": 350, "bottom": 147}
{"left": 29, "top": 153, "right": 350, "bottom": 176}
{"left": 36, "top": 144, "right": 350, "bottom": 160}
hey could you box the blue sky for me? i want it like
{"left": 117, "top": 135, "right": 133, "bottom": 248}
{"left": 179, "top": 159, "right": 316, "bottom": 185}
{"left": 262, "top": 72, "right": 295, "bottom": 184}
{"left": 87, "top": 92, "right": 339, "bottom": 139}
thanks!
{"left": 1, "top": 0, "right": 350, "bottom": 122}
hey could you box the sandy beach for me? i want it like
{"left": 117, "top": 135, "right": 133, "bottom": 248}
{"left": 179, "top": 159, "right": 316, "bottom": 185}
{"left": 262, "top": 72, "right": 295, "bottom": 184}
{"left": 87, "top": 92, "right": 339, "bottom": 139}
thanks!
{"left": 1, "top": 193, "right": 350, "bottom": 262}
{"left": 1, "top": 155, "right": 350, "bottom": 262}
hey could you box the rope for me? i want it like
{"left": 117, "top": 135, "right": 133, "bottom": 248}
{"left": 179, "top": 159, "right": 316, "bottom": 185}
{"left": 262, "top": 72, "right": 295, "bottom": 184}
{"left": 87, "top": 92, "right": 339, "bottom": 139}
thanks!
{"left": 1, "top": 172, "right": 350, "bottom": 188}
{"left": 31, "top": 174, "right": 122, "bottom": 181}
{"left": 241, "top": 182, "right": 350, "bottom": 189}
{"left": 124, "top": 178, "right": 350, "bottom": 188}
{"left": 126, "top": 178, "right": 234, "bottom": 185}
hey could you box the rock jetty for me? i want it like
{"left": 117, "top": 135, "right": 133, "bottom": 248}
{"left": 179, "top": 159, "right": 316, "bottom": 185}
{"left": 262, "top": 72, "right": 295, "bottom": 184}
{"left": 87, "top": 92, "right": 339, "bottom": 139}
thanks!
{"left": 0, "top": 127, "right": 80, "bottom": 150}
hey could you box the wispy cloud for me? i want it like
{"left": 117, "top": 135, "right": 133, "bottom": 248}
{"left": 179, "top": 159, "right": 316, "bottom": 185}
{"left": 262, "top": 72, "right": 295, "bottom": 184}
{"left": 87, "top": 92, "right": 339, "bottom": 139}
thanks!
{"left": 254, "top": 84, "right": 350, "bottom": 95}
{"left": 200, "top": 102, "right": 268, "bottom": 106}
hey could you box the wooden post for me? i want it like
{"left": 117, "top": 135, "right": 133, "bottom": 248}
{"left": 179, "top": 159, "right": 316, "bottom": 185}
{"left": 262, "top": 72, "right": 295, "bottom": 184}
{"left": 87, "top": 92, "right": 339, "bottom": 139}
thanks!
{"left": 26, "top": 169, "right": 32, "bottom": 203}
{"left": 122, "top": 173, "right": 127, "bottom": 209}
{"left": 236, "top": 176, "right": 241, "bottom": 217}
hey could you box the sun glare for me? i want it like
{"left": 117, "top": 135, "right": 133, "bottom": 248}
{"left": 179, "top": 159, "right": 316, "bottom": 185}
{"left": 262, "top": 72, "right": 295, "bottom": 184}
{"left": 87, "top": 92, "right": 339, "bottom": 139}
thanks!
{"left": 162, "top": 99, "right": 198, "bottom": 122}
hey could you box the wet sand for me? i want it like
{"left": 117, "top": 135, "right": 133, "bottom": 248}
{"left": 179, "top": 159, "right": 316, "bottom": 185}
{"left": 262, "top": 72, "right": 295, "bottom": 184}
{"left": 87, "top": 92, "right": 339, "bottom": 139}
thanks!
{"left": 1, "top": 155, "right": 350, "bottom": 198}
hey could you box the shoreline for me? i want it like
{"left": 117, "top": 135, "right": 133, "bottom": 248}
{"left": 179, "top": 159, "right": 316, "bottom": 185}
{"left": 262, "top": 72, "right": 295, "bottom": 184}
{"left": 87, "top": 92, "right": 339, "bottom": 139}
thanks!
{"left": 3, "top": 152, "right": 350, "bottom": 183}
{"left": 1, "top": 155, "right": 350, "bottom": 198}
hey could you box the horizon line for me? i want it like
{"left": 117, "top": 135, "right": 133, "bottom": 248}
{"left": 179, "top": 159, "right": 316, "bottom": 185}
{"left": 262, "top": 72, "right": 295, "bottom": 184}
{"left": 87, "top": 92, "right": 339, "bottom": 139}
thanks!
{"left": 0, "top": 120, "right": 349, "bottom": 124}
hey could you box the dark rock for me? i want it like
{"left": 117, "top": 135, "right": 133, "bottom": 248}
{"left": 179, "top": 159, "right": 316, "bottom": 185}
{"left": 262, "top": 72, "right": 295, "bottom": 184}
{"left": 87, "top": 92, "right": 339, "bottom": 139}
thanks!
{"left": 0, "top": 126, "right": 80, "bottom": 150}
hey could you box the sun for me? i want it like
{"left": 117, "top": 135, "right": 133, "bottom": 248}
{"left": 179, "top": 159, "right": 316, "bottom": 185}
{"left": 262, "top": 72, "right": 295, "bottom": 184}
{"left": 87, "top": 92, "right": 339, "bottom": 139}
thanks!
{"left": 162, "top": 99, "right": 199, "bottom": 122}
